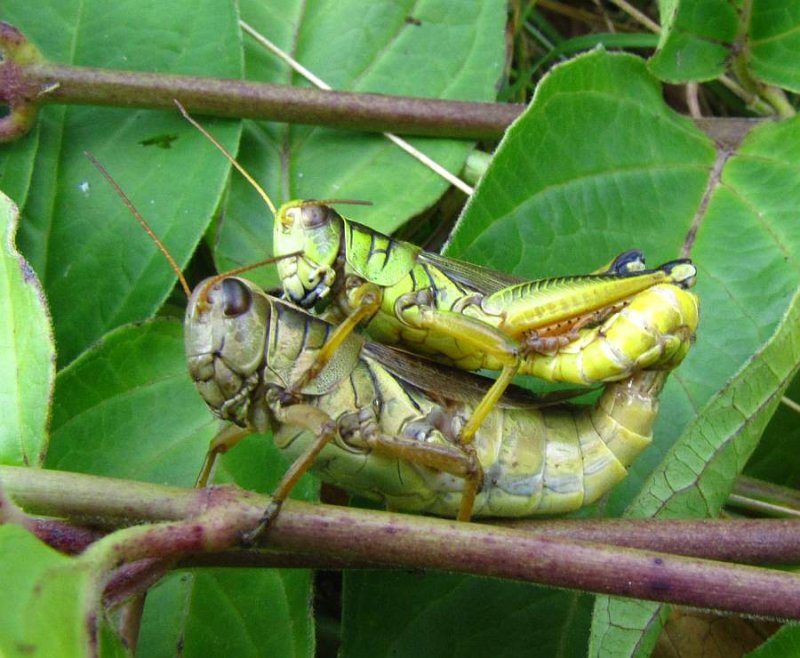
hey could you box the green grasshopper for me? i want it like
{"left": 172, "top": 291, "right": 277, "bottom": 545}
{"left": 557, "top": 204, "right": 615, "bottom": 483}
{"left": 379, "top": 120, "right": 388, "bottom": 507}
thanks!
{"left": 273, "top": 208, "right": 695, "bottom": 453}
{"left": 185, "top": 274, "right": 698, "bottom": 525}
{"left": 89, "top": 150, "right": 698, "bottom": 525}
{"left": 177, "top": 106, "right": 698, "bottom": 457}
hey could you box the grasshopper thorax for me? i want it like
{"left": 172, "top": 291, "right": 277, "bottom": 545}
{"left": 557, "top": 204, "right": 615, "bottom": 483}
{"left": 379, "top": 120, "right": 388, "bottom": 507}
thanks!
{"left": 274, "top": 201, "right": 344, "bottom": 308}
{"left": 185, "top": 276, "right": 273, "bottom": 430}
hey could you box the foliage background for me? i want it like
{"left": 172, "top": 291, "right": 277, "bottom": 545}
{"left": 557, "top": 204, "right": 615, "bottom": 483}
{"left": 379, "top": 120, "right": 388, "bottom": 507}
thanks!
{"left": 0, "top": 0, "right": 799, "bottom": 656}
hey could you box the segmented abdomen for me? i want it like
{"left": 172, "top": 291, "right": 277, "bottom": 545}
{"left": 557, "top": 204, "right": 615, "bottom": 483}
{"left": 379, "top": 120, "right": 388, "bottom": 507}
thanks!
{"left": 411, "top": 370, "right": 664, "bottom": 517}
{"left": 274, "top": 352, "right": 666, "bottom": 518}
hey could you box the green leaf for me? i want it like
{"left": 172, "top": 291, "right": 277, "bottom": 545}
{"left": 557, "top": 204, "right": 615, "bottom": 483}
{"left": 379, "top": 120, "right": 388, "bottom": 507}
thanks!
{"left": 0, "top": 524, "right": 127, "bottom": 658}
{"left": 342, "top": 571, "right": 593, "bottom": 658}
{"left": 448, "top": 50, "right": 715, "bottom": 272}
{"left": 746, "top": 623, "right": 800, "bottom": 658}
{"left": 0, "top": 123, "right": 40, "bottom": 206}
{"left": 1, "top": 0, "right": 243, "bottom": 366}
{"left": 46, "top": 320, "right": 216, "bottom": 484}
{"left": 648, "top": 0, "right": 738, "bottom": 82}
{"left": 140, "top": 569, "right": 314, "bottom": 658}
{"left": 0, "top": 190, "right": 54, "bottom": 467}
{"left": 212, "top": 0, "right": 507, "bottom": 288}
{"left": 745, "top": 373, "right": 800, "bottom": 487}
{"left": 749, "top": 1, "right": 800, "bottom": 92}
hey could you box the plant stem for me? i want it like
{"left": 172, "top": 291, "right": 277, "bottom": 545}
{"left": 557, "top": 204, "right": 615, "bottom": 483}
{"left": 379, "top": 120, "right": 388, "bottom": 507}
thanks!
{"left": 0, "top": 22, "right": 767, "bottom": 146}
{"left": 6, "top": 61, "right": 523, "bottom": 141}
{"left": 729, "top": 475, "right": 800, "bottom": 518}
{"left": 7, "top": 62, "right": 766, "bottom": 142}
{"left": 4, "top": 466, "right": 800, "bottom": 619}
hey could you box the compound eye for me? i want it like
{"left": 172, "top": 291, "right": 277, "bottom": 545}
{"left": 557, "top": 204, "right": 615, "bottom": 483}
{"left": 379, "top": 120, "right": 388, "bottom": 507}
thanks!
{"left": 301, "top": 204, "right": 330, "bottom": 229}
{"left": 221, "top": 278, "right": 252, "bottom": 317}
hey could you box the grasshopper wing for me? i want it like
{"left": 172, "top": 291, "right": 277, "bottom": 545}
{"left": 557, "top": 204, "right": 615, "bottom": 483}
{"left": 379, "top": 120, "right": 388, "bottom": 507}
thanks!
{"left": 363, "top": 342, "right": 583, "bottom": 410}
{"left": 418, "top": 251, "right": 527, "bottom": 295}
{"left": 419, "top": 248, "right": 654, "bottom": 297}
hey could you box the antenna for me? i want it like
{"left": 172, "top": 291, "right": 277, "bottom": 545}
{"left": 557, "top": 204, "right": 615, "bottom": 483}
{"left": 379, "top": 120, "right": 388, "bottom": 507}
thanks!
{"left": 85, "top": 151, "right": 300, "bottom": 307}
{"left": 85, "top": 150, "right": 192, "bottom": 298}
{"left": 174, "top": 100, "right": 278, "bottom": 217}
{"left": 175, "top": 101, "right": 376, "bottom": 213}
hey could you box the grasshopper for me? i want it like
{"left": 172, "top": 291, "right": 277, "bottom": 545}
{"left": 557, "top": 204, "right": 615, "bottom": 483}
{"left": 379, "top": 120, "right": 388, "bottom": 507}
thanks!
{"left": 273, "top": 209, "right": 695, "bottom": 454}
{"left": 88, "top": 151, "right": 698, "bottom": 525}
{"left": 176, "top": 105, "right": 698, "bottom": 456}
{"left": 186, "top": 275, "right": 698, "bottom": 524}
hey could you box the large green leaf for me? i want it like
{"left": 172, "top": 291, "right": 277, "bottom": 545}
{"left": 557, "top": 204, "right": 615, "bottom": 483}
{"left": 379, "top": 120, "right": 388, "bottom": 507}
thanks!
{"left": 342, "top": 572, "right": 592, "bottom": 658}
{"left": 0, "top": 0, "right": 243, "bottom": 366}
{"left": 139, "top": 568, "right": 314, "bottom": 658}
{"left": 47, "top": 321, "right": 216, "bottom": 483}
{"left": 212, "top": 0, "right": 507, "bottom": 288}
{"left": 0, "top": 190, "right": 53, "bottom": 467}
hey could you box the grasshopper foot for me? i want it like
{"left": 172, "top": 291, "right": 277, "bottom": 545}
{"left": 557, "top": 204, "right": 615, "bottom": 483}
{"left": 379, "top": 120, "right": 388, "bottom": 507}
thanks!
{"left": 240, "top": 501, "right": 282, "bottom": 546}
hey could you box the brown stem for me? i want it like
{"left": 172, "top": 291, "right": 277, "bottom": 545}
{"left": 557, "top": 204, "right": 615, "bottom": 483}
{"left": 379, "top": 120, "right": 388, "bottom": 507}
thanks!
{"left": 4, "top": 466, "right": 800, "bottom": 619}
{"left": 729, "top": 475, "right": 800, "bottom": 517}
{"left": 0, "top": 23, "right": 762, "bottom": 146}
{"left": 501, "top": 518, "right": 800, "bottom": 564}
{"left": 2, "top": 57, "right": 522, "bottom": 142}
{"left": 32, "top": 513, "right": 800, "bottom": 566}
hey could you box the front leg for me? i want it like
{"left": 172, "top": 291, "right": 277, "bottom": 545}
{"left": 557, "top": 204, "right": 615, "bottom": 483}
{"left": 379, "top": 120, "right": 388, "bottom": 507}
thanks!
{"left": 242, "top": 401, "right": 338, "bottom": 544}
{"left": 287, "top": 279, "right": 382, "bottom": 395}
{"left": 195, "top": 424, "right": 253, "bottom": 488}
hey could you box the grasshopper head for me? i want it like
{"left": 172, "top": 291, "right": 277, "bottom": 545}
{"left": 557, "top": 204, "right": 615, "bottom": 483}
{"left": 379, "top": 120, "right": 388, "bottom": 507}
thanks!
{"left": 185, "top": 276, "right": 274, "bottom": 431}
{"left": 274, "top": 201, "right": 344, "bottom": 307}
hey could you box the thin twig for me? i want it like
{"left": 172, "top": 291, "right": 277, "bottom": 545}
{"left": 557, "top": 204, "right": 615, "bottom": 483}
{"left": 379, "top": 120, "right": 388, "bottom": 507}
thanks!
{"left": 606, "top": 0, "right": 660, "bottom": 33}
{"left": 781, "top": 395, "right": 800, "bottom": 414}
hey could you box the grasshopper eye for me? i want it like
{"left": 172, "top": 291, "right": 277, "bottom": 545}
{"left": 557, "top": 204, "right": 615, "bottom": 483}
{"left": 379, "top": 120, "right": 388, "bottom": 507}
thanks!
{"left": 301, "top": 205, "right": 330, "bottom": 229}
{"left": 281, "top": 206, "right": 299, "bottom": 228}
{"left": 221, "top": 278, "right": 252, "bottom": 317}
